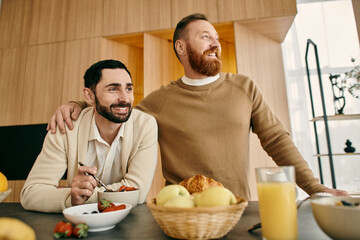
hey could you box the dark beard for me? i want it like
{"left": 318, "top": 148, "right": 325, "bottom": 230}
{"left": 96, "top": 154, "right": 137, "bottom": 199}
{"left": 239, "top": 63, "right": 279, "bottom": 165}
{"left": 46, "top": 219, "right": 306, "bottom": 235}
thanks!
{"left": 187, "top": 44, "right": 222, "bottom": 76}
{"left": 95, "top": 95, "right": 132, "bottom": 123}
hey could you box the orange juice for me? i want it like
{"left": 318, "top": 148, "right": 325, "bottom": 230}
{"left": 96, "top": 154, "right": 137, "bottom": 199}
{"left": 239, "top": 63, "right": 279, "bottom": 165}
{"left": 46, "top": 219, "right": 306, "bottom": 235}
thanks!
{"left": 257, "top": 182, "right": 298, "bottom": 240}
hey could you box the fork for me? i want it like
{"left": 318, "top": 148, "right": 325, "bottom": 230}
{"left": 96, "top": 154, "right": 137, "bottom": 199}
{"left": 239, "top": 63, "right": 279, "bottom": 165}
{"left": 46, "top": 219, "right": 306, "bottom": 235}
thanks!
{"left": 78, "top": 162, "right": 112, "bottom": 192}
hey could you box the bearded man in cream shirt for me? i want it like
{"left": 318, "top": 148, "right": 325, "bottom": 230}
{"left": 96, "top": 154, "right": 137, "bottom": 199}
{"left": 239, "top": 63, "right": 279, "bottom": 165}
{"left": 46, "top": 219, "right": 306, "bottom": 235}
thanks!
{"left": 21, "top": 59, "right": 158, "bottom": 213}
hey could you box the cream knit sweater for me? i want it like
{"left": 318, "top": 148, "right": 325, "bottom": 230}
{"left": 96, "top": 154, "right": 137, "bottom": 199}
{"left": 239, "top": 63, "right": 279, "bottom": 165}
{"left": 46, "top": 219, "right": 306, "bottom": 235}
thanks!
{"left": 21, "top": 108, "right": 158, "bottom": 213}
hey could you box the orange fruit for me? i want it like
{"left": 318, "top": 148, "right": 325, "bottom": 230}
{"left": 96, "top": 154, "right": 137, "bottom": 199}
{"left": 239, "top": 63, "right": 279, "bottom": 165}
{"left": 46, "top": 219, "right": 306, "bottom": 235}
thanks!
{"left": 0, "top": 172, "right": 8, "bottom": 192}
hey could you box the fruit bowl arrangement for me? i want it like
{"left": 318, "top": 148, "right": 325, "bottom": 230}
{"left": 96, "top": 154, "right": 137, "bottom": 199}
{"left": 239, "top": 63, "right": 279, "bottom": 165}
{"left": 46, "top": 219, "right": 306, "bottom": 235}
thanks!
{"left": 147, "top": 184, "right": 248, "bottom": 239}
{"left": 63, "top": 202, "right": 132, "bottom": 232}
{"left": 98, "top": 187, "right": 140, "bottom": 208}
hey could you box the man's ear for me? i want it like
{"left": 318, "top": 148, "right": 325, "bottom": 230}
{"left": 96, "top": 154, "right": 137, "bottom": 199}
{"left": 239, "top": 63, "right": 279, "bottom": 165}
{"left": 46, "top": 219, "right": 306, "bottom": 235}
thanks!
{"left": 84, "top": 88, "right": 95, "bottom": 105}
{"left": 175, "top": 40, "right": 186, "bottom": 56}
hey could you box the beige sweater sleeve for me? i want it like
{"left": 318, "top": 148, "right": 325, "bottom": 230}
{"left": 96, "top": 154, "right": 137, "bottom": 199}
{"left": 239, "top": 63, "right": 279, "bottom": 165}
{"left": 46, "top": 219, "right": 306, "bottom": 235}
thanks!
{"left": 20, "top": 130, "right": 74, "bottom": 213}
{"left": 248, "top": 77, "right": 327, "bottom": 195}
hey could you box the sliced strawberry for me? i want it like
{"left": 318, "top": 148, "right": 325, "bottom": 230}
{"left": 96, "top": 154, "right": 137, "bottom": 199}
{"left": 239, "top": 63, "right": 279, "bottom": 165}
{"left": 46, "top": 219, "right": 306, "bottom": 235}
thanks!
{"left": 98, "top": 198, "right": 115, "bottom": 212}
{"left": 102, "top": 204, "right": 126, "bottom": 212}
{"left": 72, "top": 223, "right": 89, "bottom": 238}
{"left": 125, "top": 186, "right": 137, "bottom": 191}
{"left": 118, "top": 185, "right": 126, "bottom": 192}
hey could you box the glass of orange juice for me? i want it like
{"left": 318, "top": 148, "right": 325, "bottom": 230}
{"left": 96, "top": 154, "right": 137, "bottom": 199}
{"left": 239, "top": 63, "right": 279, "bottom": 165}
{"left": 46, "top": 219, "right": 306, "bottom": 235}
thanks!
{"left": 256, "top": 166, "right": 298, "bottom": 240}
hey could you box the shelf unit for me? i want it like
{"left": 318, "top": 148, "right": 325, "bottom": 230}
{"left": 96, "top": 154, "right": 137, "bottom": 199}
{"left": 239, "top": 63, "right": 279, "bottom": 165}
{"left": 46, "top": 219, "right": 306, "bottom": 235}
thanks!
{"left": 315, "top": 153, "right": 360, "bottom": 157}
{"left": 311, "top": 114, "right": 360, "bottom": 122}
{"left": 305, "top": 39, "right": 360, "bottom": 189}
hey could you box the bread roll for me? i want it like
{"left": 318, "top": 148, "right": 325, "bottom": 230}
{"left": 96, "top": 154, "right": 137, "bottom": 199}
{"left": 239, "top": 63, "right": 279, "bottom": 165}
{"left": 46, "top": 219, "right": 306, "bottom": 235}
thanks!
{"left": 179, "top": 174, "right": 223, "bottom": 195}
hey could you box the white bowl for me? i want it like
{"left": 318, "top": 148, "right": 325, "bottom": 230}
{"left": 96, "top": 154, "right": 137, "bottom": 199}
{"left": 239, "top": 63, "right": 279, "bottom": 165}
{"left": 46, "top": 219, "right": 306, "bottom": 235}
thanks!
{"left": 311, "top": 196, "right": 360, "bottom": 240}
{"left": 98, "top": 189, "right": 140, "bottom": 208}
{"left": 63, "top": 203, "right": 132, "bottom": 232}
{"left": 0, "top": 189, "right": 12, "bottom": 203}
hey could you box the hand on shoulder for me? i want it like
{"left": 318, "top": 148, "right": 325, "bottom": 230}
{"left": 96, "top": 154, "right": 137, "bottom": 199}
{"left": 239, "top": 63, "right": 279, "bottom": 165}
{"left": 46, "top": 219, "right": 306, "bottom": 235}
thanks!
{"left": 46, "top": 102, "right": 84, "bottom": 134}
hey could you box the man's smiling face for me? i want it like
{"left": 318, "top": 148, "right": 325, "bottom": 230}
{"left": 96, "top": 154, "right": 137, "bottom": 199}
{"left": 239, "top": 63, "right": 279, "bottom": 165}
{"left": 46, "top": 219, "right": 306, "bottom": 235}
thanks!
{"left": 93, "top": 68, "right": 134, "bottom": 123}
{"left": 185, "top": 20, "right": 222, "bottom": 76}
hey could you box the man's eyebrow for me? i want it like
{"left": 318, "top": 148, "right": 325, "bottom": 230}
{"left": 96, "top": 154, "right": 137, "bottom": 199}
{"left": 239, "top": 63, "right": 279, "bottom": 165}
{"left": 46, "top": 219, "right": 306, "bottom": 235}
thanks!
{"left": 201, "top": 30, "right": 219, "bottom": 38}
{"left": 105, "top": 83, "right": 133, "bottom": 87}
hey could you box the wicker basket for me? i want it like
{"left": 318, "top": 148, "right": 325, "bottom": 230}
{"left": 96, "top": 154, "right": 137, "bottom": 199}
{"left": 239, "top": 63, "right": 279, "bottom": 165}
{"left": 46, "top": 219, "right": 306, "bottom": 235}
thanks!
{"left": 147, "top": 196, "right": 248, "bottom": 239}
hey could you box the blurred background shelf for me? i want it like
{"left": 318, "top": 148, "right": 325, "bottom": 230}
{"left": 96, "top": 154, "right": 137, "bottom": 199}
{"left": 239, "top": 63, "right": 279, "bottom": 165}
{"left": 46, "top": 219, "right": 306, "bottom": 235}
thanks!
{"left": 311, "top": 114, "right": 360, "bottom": 122}
{"left": 314, "top": 153, "right": 360, "bottom": 157}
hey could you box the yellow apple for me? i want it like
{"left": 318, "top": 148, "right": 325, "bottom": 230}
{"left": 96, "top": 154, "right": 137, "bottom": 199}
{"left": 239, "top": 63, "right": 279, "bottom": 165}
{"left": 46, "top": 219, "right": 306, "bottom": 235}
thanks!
{"left": 0, "top": 218, "right": 35, "bottom": 240}
{"left": 163, "top": 195, "right": 194, "bottom": 208}
{"left": 194, "top": 186, "right": 237, "bottom": 207}
{"left": 156, "top": 185, "right": 190, "bottom": 206}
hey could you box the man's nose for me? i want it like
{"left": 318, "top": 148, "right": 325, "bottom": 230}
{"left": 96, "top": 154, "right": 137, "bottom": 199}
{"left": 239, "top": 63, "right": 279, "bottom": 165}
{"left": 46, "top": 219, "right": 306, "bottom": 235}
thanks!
{"left": 211, "top": 37, "right": 221, "bottom": 48}
{"left": 117, "top": 89, "right": 129, "bottom": 101}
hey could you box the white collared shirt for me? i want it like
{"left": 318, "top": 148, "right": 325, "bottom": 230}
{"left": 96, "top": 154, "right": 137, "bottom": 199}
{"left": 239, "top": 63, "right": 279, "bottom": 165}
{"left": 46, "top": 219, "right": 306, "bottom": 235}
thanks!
{"left": 181, "top": 74, "right": 220, "bottom": 86}
{"left": 85, "top": 115, "right": 125, "bottom": 185}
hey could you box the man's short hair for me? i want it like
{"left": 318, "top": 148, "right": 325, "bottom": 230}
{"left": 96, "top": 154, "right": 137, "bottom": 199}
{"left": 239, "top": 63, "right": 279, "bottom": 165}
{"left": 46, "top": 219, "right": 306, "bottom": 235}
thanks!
{"left": 173, "top": 13, "right": 208, "bottom": 60}
{"left": 84, "top": 59, "right": 132, "bottom": 91}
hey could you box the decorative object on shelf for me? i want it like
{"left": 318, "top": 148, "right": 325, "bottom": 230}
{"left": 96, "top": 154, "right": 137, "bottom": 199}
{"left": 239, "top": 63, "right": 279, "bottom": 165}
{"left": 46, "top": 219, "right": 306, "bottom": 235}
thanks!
{"left": 329, "top": 74, "right": 346, "bottom": 114}
{"left": 344, "top": 139, "right": 356, "bottom": 153}
{"left": 329, "top": 58, "right": 360, "bottom": 114}
{"left": 343, "top": 58, "right": 360, "bottom": 99}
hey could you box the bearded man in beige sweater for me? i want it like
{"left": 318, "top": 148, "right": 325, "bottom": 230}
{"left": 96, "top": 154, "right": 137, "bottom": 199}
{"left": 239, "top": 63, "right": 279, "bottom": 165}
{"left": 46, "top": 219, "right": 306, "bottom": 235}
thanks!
{"left": 47, "top": 14, "right": 347, "bottom": 200}
{"left": 21, "top": 60, "right": 158, "bottom": 213}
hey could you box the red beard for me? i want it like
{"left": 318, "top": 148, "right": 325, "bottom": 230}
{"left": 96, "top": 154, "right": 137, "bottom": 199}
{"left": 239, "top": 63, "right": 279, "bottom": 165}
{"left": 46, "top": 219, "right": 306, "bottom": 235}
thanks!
{"left": 187, "top": 44, "right": 222, "bottom": 76}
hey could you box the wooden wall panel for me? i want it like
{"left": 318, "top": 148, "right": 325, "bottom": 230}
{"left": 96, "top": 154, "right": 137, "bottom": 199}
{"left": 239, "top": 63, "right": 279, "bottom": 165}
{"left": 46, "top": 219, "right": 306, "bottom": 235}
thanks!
{"left": 65, "top": 0, "right": 103, "bottom": 41}
{"left": 218, "top": 0, "right": 297, "bottom": 43}
{"left": 101, "top": 38, "right": 144, "bottom": 106}
{"left": 0, "top": 48, "right": 27, "bottom": 126}
{"left": 29, "top": 0, "right": 67, "bottom": 45}
{"left": 214, "top": 22, "right": 235, "bottom": 43}
{"left": 107, "top": 33, "right": 144, "bottom": 48}
{"left": 143, "top": 33, "right": 183, "bottom": 94}
{"left": 0, "top": 0, "right": 33, "bottom": 49}
{"left": 3, "top": 180, "right": 25, "bottom": 203}
{"left": 218, "top": 0, "right": 297, "bottom": 22}
{"left": 215, "top": 23, "right": 237, "bottom": 74}
{"left": 20, "top": 43, "right": 65, "bottom": 125}
{"left": 171, "top": 0, "right": 218, "bottom": 26}
{"left": 143, "top": 33, "right": 184, "bottom": 200}
{"left": 62, "top": 39, "right": 103, "bottom": 104}
{"left": 233, "top": 22, "right": 290, "bottom": 200}
{"left": 234, "top": 23, "right": 290, "bottom": 119}
{"left": 103, "top": 0, "right": 172, "bottom": 36}
{"left": 239, "top": 15, "right": 296, "bottom": 43}
{"left": 219, "top": 40, "right": 237, "bottom": 74}
{"left": 146, "top": 148, "right": 164, "bottom": 202}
